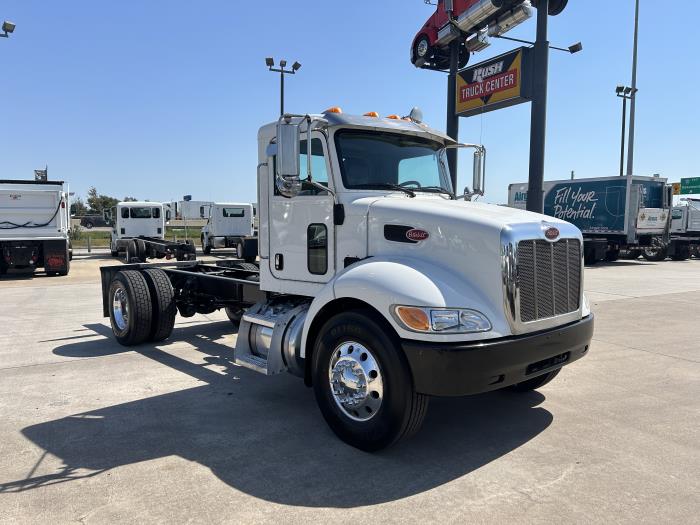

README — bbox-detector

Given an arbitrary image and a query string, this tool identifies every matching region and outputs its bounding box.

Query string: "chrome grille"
[517,239,581,322]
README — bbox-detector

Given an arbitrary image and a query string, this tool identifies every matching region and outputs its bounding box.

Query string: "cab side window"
[121,208,129,219]
[299,138,328,195]
[272,138,329,197]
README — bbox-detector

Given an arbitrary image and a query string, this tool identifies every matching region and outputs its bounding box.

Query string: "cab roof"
[258,111,456,146]
[117,201,163,207]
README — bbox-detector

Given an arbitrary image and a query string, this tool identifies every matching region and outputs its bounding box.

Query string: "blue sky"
[1,0,697,204]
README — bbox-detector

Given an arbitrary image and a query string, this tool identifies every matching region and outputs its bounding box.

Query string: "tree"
[70,196,88,217]
[123,196,138,202]
[86,187,119,215]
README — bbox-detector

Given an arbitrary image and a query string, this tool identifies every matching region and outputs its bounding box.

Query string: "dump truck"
[0,179,71,276]
[508,175,673,264]
[100,108,593,451]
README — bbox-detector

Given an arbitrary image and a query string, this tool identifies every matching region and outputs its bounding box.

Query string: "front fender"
[300,256,510,357]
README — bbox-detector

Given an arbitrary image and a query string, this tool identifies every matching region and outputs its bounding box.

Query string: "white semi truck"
[642,198,700,261]
[106,201,196,263]
[200,202,256,258]
[0,179,71,276]
[100,109,593,451]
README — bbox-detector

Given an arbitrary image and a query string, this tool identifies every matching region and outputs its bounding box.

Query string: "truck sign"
[456,47,531,117]
[680,177,700,195]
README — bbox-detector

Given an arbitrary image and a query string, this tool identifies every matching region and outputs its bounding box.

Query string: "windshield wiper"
[361,184,416,198]
[415,186,455,199]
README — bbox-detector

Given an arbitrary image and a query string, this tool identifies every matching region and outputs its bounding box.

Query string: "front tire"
[413,34,432,65]
[109,270,153,346]
[312,310,428,452]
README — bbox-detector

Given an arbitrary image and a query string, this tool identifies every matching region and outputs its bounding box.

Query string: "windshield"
[334,130,452,194]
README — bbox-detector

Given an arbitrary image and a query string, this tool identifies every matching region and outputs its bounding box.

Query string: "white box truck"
[508,176,672,263]
[0,179,71,276]
[200,202,256,258]
[100,109,593,451]
[106,201,196,262]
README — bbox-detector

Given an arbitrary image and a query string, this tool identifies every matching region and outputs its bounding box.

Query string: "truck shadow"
[10,322,553,507]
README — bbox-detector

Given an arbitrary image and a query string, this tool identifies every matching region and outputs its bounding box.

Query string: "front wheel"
[312,310,428,452]
[413,34,432,65]
[202,235,211,255]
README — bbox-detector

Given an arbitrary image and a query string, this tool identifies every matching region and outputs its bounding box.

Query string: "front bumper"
[402,315,594,396]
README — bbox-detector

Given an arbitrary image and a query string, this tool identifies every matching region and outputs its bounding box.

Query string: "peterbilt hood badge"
[406,229,429,242]
[544,226,560,240]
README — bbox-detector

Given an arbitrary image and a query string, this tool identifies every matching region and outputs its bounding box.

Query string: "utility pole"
[526,0,550,213]
[619,94,627,177]
[446,40,461,192]
[445,0,460,192]
[625,0,640,176]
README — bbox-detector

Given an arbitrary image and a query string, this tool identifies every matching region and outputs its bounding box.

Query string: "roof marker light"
[387,115,400,120]
[324,107,343,114]
[363,111,380,118]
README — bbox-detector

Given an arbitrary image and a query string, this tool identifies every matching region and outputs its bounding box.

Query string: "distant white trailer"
[0,179,71,276]
[177,200,213,220]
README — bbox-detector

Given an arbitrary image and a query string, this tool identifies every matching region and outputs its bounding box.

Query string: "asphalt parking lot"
[1,256,698,524]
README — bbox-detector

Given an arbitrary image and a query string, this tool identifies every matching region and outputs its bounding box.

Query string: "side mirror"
[464,147,486,200]
[276,119,301,198]
[103,209,112,224]
[166,210,171,222]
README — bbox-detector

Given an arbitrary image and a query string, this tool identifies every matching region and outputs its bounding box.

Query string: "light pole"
[616,86,634,177]
[266,58,301,116]
[626,0,640,176]
[1,20,16,39]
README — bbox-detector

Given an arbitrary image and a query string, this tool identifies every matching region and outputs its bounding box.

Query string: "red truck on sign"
[410,0,566,70]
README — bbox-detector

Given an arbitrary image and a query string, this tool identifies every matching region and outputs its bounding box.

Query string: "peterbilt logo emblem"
[544,227,560,240]
[9,194,21,200]
[406,229,429,242]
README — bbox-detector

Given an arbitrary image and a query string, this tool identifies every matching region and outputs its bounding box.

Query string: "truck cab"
[101,108,593,451]
[108,202,166,251]
[200,202,255,255]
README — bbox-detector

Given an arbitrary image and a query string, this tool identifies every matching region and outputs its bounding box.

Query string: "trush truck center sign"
[456,47,532,118]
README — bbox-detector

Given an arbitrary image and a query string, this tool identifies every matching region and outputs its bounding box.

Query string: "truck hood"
[356,195,582,336]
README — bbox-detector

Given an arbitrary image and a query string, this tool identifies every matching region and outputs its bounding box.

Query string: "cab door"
[268,131,335,283]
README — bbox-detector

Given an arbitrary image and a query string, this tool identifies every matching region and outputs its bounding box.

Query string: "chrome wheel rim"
[329,341,384,422]
[417,39,429,58]
[112,286,129,332]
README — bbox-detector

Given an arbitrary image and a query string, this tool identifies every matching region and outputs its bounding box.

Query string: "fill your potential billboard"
[456,47,532,118]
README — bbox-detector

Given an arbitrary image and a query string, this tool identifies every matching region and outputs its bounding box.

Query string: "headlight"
[394,306,492,334]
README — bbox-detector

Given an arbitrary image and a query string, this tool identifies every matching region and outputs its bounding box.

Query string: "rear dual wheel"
[109,269,176,346]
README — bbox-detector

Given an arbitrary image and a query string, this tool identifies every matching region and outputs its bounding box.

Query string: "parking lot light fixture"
[266,56,302,117]
[1,20,15,38]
